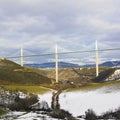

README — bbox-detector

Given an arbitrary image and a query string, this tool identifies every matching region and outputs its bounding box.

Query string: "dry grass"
[2,85,51,94]
[66,80,120,92]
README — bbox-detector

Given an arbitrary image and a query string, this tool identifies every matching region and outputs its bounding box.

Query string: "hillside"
[28,66,117,84]
[42,67,112,84]
[0,58,119,86]
[0,58,51,85]
[100,61,120,67]
[91,68,116,82]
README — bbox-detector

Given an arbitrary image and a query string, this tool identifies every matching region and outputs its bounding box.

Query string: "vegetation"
[26,66,51,76]
[0,108,6,115]
[8,94,38,111]
[0,59,51,85]
[85,109,97,120]
[0,86,38,112]
[67,80,120,92]
[43,66,113,83]
[2,85,50,94]
[49,109,76,120]
[0,59,118,87]
[99,107,120,119]
[84,107,120,120]
[0,59,120,119]
[92,68,116,82]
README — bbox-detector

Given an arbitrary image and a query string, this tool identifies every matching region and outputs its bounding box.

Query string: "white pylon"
[95,40,99,77]
[55,45,59,83]
[20,47,23,66]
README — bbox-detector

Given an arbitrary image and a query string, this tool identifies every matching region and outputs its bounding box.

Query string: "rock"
[30,101,50,111]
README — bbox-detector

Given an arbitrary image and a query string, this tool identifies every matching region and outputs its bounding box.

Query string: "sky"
[0,0,120,64]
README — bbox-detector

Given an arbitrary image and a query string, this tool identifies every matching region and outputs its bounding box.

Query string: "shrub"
[100,107,120,119]
[0,108,6,115]
[114,107,120,119]
[8,94,38,111]
[85,109,97,120]
[49,109,76,120]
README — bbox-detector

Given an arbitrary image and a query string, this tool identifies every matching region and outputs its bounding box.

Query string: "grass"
[66,80,120,92]
[0,59,114,85]
[26,67,51,76]
[43,67,111,83]
[1,85,51,94]
[0,108,6,116]
[0,59,51,85]
[2,80,120,94]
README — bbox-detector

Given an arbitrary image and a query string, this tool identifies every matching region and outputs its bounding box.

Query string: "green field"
[2,85,51,94]
[0,59,119,93]
[66,80,120,92]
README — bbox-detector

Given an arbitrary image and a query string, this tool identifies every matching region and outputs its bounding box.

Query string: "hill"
[100,61,120,67]
[81,61,120,68]
[24,62,79,68]
[24,61,120,69]
[43,67,112,84]
[91,68,116,82]
[0,58,119,86]
[0,58,51,85]
[25,63,118,84]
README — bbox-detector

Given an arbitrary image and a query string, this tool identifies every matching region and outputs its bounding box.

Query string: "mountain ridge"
[24,61,79,68]
[24,61,120,68]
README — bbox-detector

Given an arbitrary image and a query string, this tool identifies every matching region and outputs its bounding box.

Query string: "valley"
[0,59,120,119]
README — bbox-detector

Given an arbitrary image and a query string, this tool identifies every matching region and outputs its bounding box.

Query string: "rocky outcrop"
[30,101,50,111]
[105,69,120,81]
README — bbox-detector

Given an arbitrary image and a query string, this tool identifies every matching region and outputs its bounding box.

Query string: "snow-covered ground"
[0,111,61,120]
[38,84,120,117]
[60,90,120,116]
[1,84,120,119]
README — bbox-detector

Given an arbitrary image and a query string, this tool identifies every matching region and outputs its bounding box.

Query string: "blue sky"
[0,0,120,64]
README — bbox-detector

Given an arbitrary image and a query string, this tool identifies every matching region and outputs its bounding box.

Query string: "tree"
[85,109,97,120]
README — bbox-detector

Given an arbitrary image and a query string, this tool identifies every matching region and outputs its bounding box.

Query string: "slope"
[0,58,51,85]
[46,67,111,83]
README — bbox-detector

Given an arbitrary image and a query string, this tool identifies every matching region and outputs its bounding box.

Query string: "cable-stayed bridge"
[3,47,120,64]
[0,45,120,83]
[0,46,119,63]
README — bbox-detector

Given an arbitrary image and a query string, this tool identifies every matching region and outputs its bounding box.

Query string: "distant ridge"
[100,61,120,67]
[24,62,79,68]
[24,61,120,68]
[81,61,120,68]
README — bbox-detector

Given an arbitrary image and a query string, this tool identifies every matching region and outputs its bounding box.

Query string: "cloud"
[0,0,120,64]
